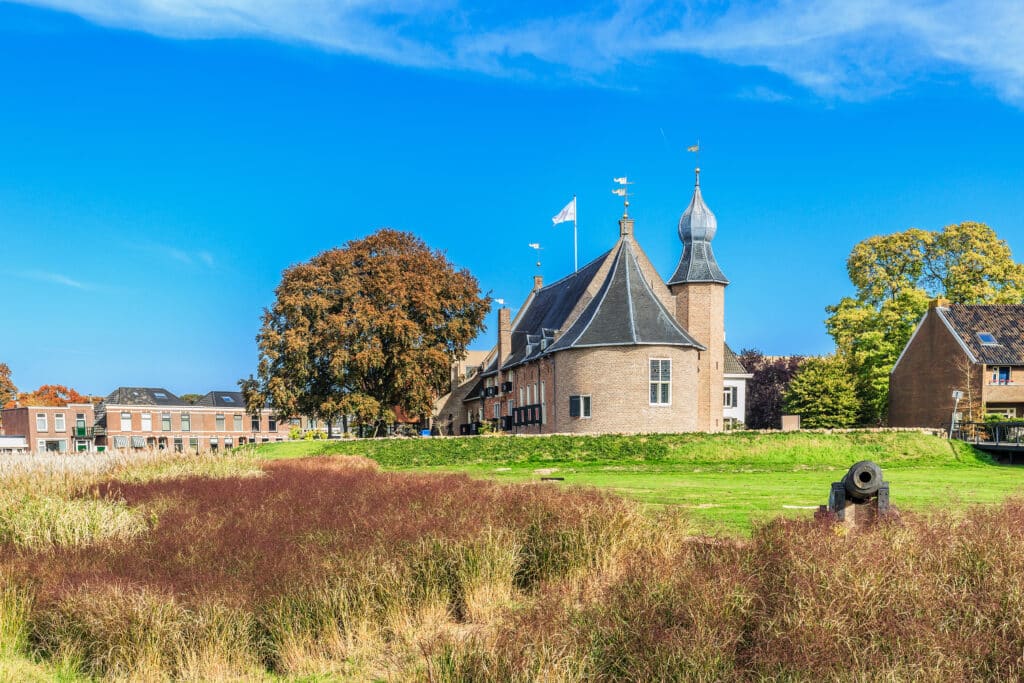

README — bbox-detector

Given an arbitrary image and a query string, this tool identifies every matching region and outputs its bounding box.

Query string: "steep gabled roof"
[938,304,1024,365]
[548,240,704,352]
[724,344,751,376]
[501,252,610,368]
[196,391,246,408]
[103,387,187,406]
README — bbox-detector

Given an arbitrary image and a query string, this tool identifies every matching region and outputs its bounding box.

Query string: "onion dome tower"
[668,168,728,431]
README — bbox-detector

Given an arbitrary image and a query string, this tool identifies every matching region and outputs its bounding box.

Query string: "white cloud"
[133,242,216,267]
[19,269,94,289]
[14,0,1024,105]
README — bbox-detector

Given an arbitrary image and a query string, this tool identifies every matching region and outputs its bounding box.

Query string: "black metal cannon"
[826,460,890,523]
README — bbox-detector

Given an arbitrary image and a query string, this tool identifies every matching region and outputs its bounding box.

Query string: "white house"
[723,344,752,428]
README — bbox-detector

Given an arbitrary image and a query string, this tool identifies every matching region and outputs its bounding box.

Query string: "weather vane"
[528,242,543,270]
[687,140,701,178]
[612,177,633,217]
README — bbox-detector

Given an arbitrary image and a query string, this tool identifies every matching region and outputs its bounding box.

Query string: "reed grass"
[5,449,1024,680]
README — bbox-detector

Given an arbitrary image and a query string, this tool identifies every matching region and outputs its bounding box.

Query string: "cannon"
[824,460,891,525]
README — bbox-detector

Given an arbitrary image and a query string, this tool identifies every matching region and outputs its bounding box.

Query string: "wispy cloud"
[18,269,95,290]
[134,242,216,267]
[14,0,1024,105]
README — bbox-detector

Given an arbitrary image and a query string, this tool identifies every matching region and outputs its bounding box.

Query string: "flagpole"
[573,195,578,273]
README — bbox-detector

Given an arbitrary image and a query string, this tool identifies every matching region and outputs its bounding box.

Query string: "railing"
[953,421,1024,446]
[72,426,95,438]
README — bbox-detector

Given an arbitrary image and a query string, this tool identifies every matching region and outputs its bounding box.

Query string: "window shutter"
[569,395,581,417]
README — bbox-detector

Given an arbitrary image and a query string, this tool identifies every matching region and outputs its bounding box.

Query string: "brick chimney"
[619,216,634,237]
[533,275,543,290]
[497,307,512,366]
[929,297,951,309]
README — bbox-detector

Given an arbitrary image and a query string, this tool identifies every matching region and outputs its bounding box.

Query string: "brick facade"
[672,283,726,432]
[0,403,96,453]
[98,403,285,452]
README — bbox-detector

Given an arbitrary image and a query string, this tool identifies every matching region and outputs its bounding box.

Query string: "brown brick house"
[0,403,96,453]
[94,387,285,452]
[889,301,1024,429]
[438,169,742,435]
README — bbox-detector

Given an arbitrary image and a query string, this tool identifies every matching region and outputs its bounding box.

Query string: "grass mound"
[259,430,986,471]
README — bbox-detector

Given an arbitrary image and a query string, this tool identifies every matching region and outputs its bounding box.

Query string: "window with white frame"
[569,395,592,418]
[140,413,152,431]
[54,413,65,431]
[234,414,243,431]
[161,412,172,431]
[723,386,738,408]
[541,381,547,424]
[120,412,132,431]
[181,412,191,431]
[36,413,47,432]
[216,414,226,431]
[649,359,671,405]
[493,403,500,418]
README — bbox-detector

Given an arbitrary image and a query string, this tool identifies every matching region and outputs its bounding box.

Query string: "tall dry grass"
[5,452,1024,680]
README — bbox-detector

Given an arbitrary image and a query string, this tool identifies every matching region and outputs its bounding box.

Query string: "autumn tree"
[179,393,203,405]
[827,222,1024,424]
[738,349,804,429]
[0,364,16,408]
[783,356,860,429]
[14,384,88,407]
[251,229,490,436]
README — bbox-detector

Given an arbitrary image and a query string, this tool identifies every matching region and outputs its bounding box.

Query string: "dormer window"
[978,332,999,346]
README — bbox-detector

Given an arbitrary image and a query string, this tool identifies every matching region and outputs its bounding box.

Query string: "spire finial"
[695,167,701,187]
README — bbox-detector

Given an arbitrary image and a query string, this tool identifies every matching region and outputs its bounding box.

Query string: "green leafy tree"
[179,393,203,405]
[827,222,1024,424]
[251,228,490,436]
[783,356,860,428]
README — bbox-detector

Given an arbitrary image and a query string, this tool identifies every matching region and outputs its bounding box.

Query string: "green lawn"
[254,431,1024,534]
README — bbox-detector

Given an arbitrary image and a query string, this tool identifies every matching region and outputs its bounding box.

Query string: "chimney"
[619,216,634,237]
[497,307,513,366]
[929,297,951,309]
[533,275,543,290]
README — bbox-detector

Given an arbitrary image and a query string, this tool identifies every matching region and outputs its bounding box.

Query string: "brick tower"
[667,168,728,432]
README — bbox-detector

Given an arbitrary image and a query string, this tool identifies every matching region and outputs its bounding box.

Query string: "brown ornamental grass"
[3,453,1024,680]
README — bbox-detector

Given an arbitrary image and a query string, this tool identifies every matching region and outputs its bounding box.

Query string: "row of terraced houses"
[0,387,330,454]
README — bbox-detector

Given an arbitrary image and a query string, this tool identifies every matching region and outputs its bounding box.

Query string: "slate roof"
[938,304,1024,365]
[196,391,246,408]
[548,240,704,353]
[501,253,609,368]
[724,344,750,375]
[103,387,187,406]
[667,174,729,286]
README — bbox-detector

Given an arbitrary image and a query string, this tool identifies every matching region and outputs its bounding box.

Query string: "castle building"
[437,170,738,435]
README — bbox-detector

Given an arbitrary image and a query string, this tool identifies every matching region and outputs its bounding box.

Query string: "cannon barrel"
[841,460,883,501]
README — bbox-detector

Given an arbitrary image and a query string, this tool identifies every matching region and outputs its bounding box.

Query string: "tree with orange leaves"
[13,384,89,407]
[0,364,16,408]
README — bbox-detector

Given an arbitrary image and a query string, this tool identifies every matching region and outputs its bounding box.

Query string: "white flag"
[552,197,576,225]
[613,176,628,184]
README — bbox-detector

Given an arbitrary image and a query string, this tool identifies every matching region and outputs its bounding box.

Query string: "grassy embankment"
[5,445,1024,680]
[256,430,1024,533]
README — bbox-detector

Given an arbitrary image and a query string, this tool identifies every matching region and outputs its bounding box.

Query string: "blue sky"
[3,0,1024,395]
